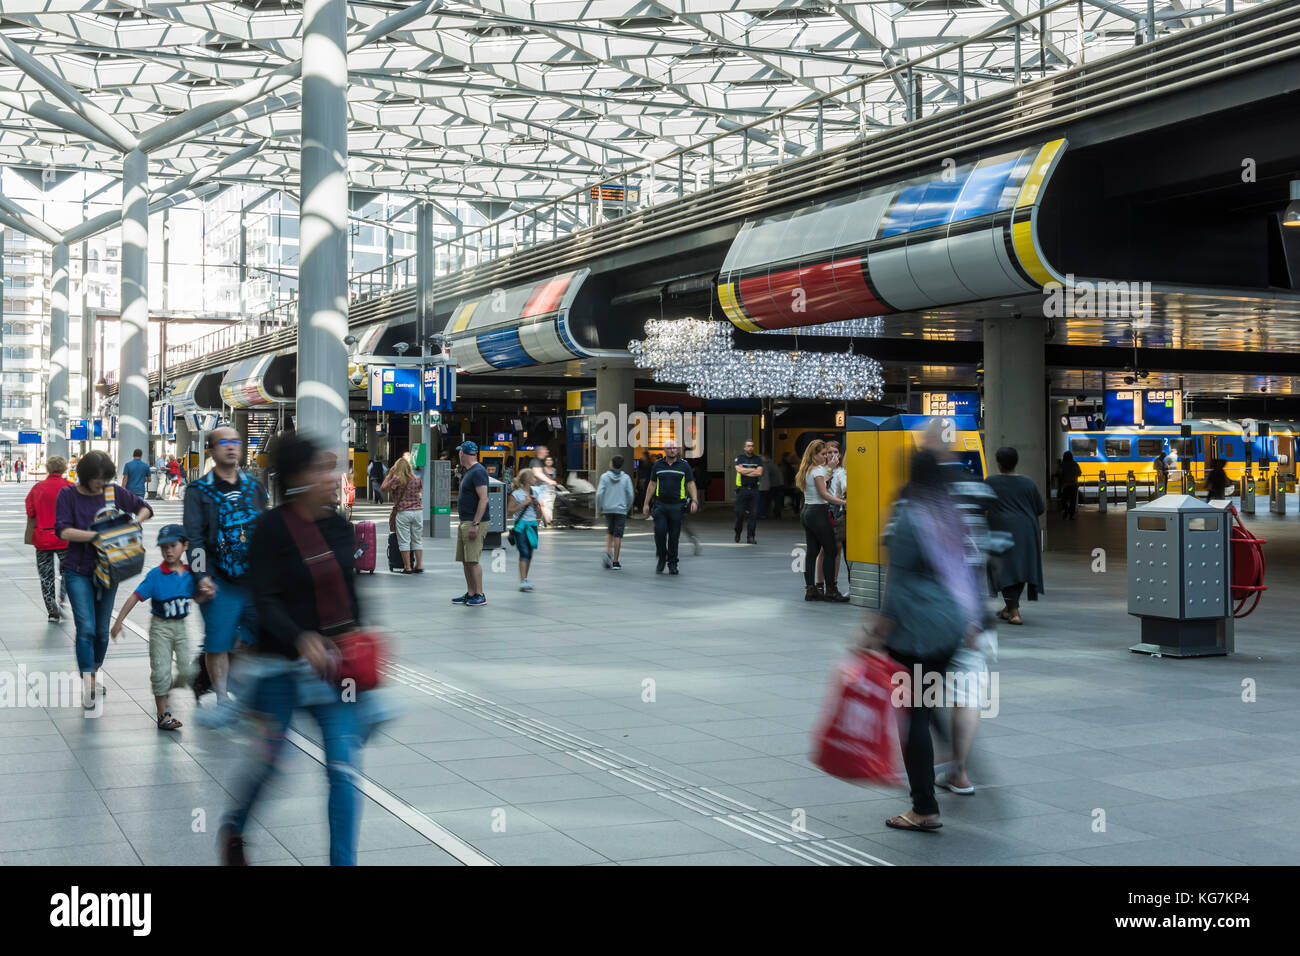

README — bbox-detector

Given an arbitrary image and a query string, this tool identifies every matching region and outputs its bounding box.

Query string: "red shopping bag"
[811,651,904,785]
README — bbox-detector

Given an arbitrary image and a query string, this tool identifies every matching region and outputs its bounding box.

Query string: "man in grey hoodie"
[596,455,635,570]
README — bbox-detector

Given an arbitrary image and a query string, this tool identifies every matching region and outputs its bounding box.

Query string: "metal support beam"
[297,0,350,462]
[417,203,434,535]
[0,90,120,152]
[47,242,70,461]
[0,194,61,245]
[0,33,138,152]
[118,148,150,463]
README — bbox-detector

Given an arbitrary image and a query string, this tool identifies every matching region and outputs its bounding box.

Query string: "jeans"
[734,487,760,537]
[801,505,837,589]
[1002,583,1025,609]
[888,650,949,817]
[652,503,684,567]
[226,663,363,866]
[36,550,66,616]
[64,570,117,675]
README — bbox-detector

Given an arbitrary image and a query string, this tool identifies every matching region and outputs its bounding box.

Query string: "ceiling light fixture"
[628,318,884,401]
[1284,180,1300,228]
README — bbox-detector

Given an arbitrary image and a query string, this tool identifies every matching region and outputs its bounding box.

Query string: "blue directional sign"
[69,419,89,441]
[17,431,41,445]
[922,392,980,417]
[371,365,455,412]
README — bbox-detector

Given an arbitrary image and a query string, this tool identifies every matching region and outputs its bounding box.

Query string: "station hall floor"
[2,482,1299,866]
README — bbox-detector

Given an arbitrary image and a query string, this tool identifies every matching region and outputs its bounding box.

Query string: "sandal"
[998,608,1023,625]
[157,712,183,731]
[886,811,942,832]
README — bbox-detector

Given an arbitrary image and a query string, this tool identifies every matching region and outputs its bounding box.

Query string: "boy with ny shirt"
[111,524,200,731]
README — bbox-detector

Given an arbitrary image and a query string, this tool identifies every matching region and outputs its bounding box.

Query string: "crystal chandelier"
[628,318,885,400]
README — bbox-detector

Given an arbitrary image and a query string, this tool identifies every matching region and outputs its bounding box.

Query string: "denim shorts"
[199,579,256,653]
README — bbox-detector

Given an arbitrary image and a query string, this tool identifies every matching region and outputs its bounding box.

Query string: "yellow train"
[1062,420,1283,490]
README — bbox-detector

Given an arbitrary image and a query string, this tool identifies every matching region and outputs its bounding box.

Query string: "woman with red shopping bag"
[861,449,983,833]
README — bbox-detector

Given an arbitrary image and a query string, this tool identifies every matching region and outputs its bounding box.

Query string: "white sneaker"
[601,552,613,569]
[519,580,533,592]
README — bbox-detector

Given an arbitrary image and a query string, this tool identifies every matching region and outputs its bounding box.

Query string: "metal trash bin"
[1128,495,1232,657]
[482,477,507,550]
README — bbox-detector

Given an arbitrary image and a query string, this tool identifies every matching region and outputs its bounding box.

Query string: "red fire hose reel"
[1228,504,1266,618]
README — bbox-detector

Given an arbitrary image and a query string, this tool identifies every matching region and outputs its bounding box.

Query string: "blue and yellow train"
[1063,420,1284,489]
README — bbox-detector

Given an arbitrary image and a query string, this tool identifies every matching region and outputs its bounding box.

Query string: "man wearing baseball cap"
[453,441,490,607]
[111,524,200,731]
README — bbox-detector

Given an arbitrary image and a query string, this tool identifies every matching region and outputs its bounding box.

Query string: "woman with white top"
[795,440,848,602]
[816,444,849,599]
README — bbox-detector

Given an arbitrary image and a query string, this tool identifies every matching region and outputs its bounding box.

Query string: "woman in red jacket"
[25,455,72,623]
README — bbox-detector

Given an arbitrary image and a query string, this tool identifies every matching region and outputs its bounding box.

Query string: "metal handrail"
[127,0,1296,390]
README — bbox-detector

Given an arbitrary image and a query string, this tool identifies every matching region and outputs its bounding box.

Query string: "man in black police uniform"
[733,439,763,544]
[641,439,699,575]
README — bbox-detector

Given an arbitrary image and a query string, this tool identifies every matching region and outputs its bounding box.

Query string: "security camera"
[1124,375,1136,385]
[344,334,358,347]
[393,342,410,356]
[1261,386,1269,393]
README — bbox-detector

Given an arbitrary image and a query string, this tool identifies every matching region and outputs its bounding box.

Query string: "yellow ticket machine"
[845,414,986,608]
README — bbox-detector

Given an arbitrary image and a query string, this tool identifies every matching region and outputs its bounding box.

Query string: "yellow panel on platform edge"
[451,300,479,334]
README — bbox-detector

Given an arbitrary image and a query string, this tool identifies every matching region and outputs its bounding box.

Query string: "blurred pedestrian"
[221,432,370,866]
[185,426,267,705]
[367,457,386,503]
[985,446,1045,626]
[529,445,560,525]
[1206,457,1229,501]
[863,449,981,832]
[123,448,151,497]
[25,455,71,623]
[1058,450,1081,519]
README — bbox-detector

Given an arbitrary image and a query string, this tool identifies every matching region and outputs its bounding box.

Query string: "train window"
[1070,438,1097,457]
[1104,438,1131,458]
[1169,439,1197,459]
[1137,439,1164,457]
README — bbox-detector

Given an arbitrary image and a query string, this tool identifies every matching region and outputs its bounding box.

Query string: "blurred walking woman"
[796,440,848,602]
[985,446,1045,626]
[863,450,982,832]
[508,470,542,591]
[55,451,152,709]
[221,432,368,866]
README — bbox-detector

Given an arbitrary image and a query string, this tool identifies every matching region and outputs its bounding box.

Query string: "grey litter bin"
[483,477,507,550]
[1128,494,1233,657]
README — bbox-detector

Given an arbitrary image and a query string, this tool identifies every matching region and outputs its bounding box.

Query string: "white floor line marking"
[120,619,494,866]
[382,659,892,866]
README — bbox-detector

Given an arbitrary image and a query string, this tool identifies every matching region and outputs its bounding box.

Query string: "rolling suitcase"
[387,532,404,572]
[353,520,376,574]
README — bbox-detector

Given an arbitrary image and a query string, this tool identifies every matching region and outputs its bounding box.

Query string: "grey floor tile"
[518,795,676,830]
[566,820,738,861]
[472,830,609,866]
[622,849,775,866]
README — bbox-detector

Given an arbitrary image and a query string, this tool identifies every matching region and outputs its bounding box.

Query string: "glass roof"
[0,1,1259,222]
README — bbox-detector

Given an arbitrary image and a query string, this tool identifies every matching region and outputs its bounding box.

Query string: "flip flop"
[885,812,942,832]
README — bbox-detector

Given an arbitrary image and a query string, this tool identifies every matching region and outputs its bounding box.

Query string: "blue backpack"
[193,471,263,580]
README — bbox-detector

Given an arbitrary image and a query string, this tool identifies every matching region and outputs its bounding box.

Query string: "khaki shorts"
[455,521,485,563]
[148,617,196,697]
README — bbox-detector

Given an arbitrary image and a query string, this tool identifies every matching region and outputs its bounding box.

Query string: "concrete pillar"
[118,148,150,465]
[47,242,70,461]
[232,408,250,468]
[175,416,191,467]
[595,363,636,476]
[296,0,350,465]
[983,315,1048,501]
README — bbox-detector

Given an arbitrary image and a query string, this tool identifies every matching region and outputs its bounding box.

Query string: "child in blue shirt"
[111,524,198,731]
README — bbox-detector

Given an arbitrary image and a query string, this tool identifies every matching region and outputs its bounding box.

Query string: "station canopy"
[0,1,1243,220]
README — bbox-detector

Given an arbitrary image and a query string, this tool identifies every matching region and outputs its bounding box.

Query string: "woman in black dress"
[986,447,1045,626]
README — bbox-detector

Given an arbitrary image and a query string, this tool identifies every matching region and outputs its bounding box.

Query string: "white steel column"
[297,0,350,462]
[118,149,150,463]
[47,242,70,460]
